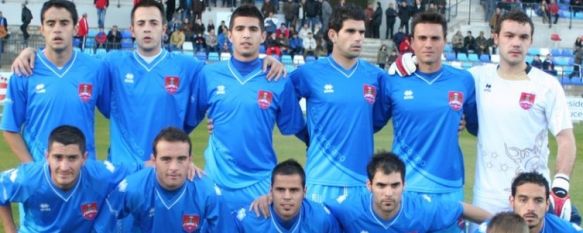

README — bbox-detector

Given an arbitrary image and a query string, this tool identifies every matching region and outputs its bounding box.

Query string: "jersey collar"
[327,55,359,78]
[37,49,78,78]
[154,178,188,210]
[132,49,168,72]
[227,58,264,85]
[367,193,402,229]
[269,205,303,233]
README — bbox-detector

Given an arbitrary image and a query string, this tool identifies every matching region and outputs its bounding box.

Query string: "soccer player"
[377,11,478,232]
[1,0,109,162]
[0,125,132,233]
[190,5,305,211]
[289,3,387,204]
[326,152,491,232]
[475,172,582,233]
[483,212,529,233]
[94,127,229,233]
[234,159,339,232]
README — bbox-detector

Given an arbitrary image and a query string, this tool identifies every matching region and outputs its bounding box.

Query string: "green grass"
[0,114,582,232]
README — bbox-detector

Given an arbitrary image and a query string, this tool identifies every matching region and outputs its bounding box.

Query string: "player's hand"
[458,114,467,135]
[263,56,287,81]
[207,119,214,134]
[550,173,571,221]
[187,162,205,180]
[250,194,272,218]
[388,53,417,77]
[11,47,36,76]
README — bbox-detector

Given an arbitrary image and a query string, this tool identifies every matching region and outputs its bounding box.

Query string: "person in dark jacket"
[385,2,397,39]
[372,2,383,39]
[21,2,33,43]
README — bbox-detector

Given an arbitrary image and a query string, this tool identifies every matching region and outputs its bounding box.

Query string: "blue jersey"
[476,213,582,233]
[290,56,385,187]
[103,50,204,169]
[95,168,230,233]
[326,191,463,232]
[0,50,109,161]
[192,58,304,189]
[234,199,339,233]
[0,160,129,233]
[377,65,477,193]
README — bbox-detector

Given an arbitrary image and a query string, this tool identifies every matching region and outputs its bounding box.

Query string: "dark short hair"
[494,9,534,36]
[487,211,529,233]
[366,152,405,182]
[271,159,306,187]
[411,11,448,39]
[131,0,166,24]
[152,127,192,157]
[41,0,79,25]
[328,3,365,32]
[229,5,265,32]
[511,172,550,200]
[48,125,86,153]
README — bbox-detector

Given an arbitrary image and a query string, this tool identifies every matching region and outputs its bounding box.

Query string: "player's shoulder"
[116,168,155,192]
[528,67,562,88]
[202,60,228,74]
[325,192,367,213]
[303,199,335,220]
[1,162,43,183]
[189,175,222,196]
[82,160,120,178]
[442,64,473,79]
[544,213,582,232]
[103,50,132,62]
[233,206,268,226]
[166,50,203,66]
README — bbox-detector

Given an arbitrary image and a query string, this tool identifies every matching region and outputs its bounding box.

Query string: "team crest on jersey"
[257,90,273,109]
[78,83,93,102]
[363,84,377,104]
[448,91,463,111]
[164,76,180,94]
[182,214,200,233]
[519,92,536,110]
[81,202,98,220]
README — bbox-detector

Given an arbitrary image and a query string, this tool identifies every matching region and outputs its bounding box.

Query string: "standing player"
[190,5,305,211]
[1,0,109,162]
[378,11,478,232]
[475,172,582,233]
[234,159,339,232]
[94,127,229,233]
[289,3,387,204]
[326,152,491,232]
[469,10,576,221]
[0,125,132,233]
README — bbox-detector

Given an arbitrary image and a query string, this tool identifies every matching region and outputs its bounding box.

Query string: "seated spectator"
[542,53,557,75]
[572,0,583,16]
[452,30,465,56]
[193,18,205,36]
[303,32,317,56]
[570,45,583,78]
[531,54,543,69]
[170,28,186,51]
[264,12,278,35]
[206,28,219,53]
[475,31,489,57]
[106,25,122,51]
[194,33,206,52]
[95,27,107,51]
[377,44,389,69]
[266,33,282,56]
[464,30,476,54]
[276,23,290,39]
[276,32,290,55]
[289,32,304,57]
[299,23,311,41]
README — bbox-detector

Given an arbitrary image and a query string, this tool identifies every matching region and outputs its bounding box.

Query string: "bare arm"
[461,202,492,224]
[3,131,33,163]
[0,204,17,233]
[10,47,36,76]
[555,128,576,176]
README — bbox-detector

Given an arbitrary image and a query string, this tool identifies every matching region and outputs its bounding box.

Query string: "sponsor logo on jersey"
[78,83,93,102]
[182,214,200,232]
[448,91,463,111]
[124,73,134,83]
[403,90,414,100]
[81,202,98,220]
[35,83,46,94]
[484,83,492,92]
[216,85,226,95]
[40,203,51,212]
[323,84,334,93]
[363,84,377,104]
[519,92,535,110]
[165,76,180,95]
[257,90,273,109]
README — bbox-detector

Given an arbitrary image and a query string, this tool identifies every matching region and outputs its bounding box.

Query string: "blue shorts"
[219,176,271,212]
[305,183,368,204]
[409,189,465,233]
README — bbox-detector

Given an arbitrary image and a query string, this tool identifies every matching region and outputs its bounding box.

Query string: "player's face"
[131,6,167,56]
[270,174,306,221]
[329,19,365,60]
[228,16,266,61]
[153,140,191,191]
[367,171,403,219]
[46,142,87,191]
[41,7,77,53]
[509,183,549,230]
[494,20,532,67]
[411,23,445,66]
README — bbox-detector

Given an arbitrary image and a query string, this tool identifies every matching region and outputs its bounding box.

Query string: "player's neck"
[44,47,73,67]
[137,46,162,58]
[373,202,399,221]
[529,219,543,233]
[417,61,442,73]
[331,51,357,70]
[233,52,259,63]
[497,61,529,81]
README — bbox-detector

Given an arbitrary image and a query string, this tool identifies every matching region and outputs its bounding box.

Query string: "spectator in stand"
[0,11,7,55]
[299,23,311,41]
[303,31,316,56]
[387,44,398,65]
[206,28,218,53]
[76,13,89,51]
[283,0,299,27]
[168,14,182,34]
[313,23,323,40]
[531,54,543,69]
[106,25,121,50]
[475,31,489,57]
[166,0,176,22]
[575,35,582,48]
[372,2,382,39]
[183,18,194,42]
[436,0,446,14]
[262,0,277,16]
[570,45,582,78]
[276,23,290,39]
[464,30,476,54]
[218,20,228,36]
[364,3,374,38]
[95,27,107,51]
[398,1,411,34]
[304,0,321,30]
[315,37,327,57]
[543,53,558,75]
[572,0,583,17]
[194,33,206,52]
[266,33,282,57]
[289,32,303,57]
[412,0,425,17]
[277,32,290,55]
[385,3,397,39]
[207,19,215,33]
[217,27,228,51]
[452,30,465,57]
[193,18,205,36]
[377,44,389,69]
[170,27,186,51]
[548,0,559,27]
[192,0,205,22]
[321,0,332,32]
[95,0,108,29]
[541,0,550,24]
[487,31,497,54]
[21,2,33,44]
[392,27,406,49]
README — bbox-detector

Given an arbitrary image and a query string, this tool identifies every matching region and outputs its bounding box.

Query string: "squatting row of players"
[0,0,578,232]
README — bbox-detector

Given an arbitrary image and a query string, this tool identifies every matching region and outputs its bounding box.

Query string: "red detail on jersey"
[165,76,180,95]
[182,214,200,233]
[456,216,466,230]
[257,90,273,109]
[80,202,98,221]
[448,91,464,111]
[363,84,377,104]
[519,92,536,110]
[78,83,93,102]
